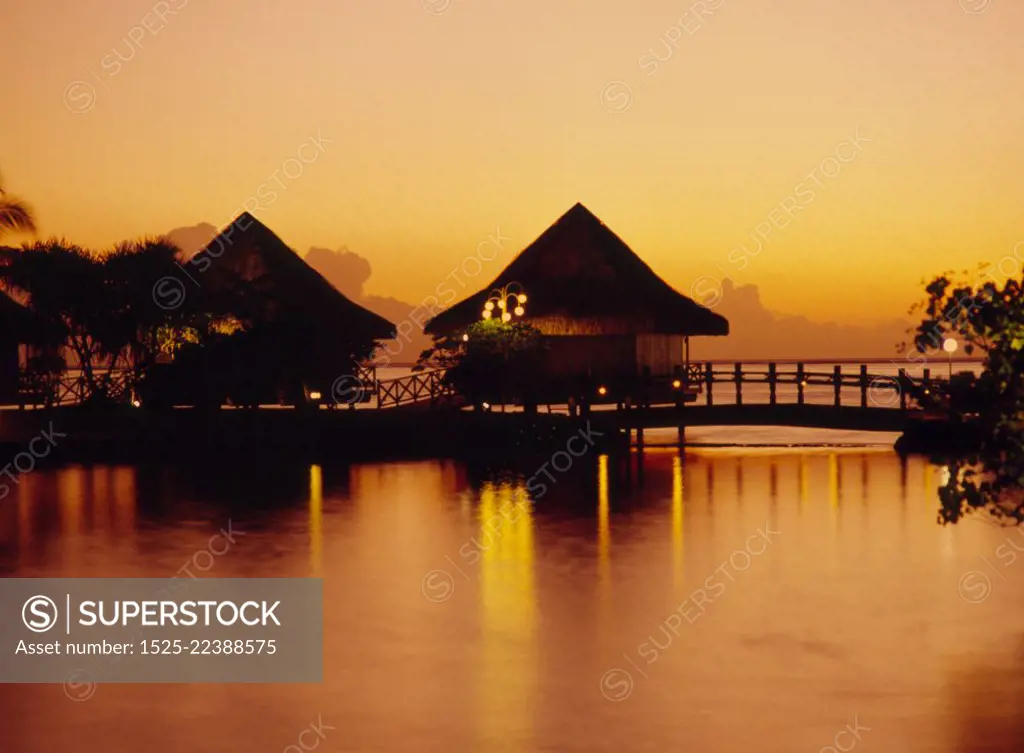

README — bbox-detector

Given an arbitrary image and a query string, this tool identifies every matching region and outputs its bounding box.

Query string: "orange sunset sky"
[3,0,1023,326]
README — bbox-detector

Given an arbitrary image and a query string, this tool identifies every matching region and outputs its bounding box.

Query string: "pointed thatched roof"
[193,213,395,340]
[425,203,729,337]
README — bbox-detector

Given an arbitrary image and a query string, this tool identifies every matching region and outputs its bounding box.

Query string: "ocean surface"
[1,438,1022,752]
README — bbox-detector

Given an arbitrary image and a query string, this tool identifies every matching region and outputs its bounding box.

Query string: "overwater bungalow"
[153,213,396,407]
[192,212,395,337]
[425,202,729,401]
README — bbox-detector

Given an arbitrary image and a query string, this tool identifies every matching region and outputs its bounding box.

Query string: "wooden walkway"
[373,368,459,409]
[8,361,971,437]
[369,360,973,432]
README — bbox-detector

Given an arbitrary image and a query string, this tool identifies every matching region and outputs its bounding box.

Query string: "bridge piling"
[834,365,842,407]
[769,363,777,405]
[797,362,805,404]
[860,365,868,408]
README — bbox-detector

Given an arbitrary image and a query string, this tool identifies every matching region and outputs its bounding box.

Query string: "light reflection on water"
[0,449,1022,752]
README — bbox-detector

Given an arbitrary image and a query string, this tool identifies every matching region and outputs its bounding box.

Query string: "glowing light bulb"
[514,306,525,316]
[502,312,512,322]
[482,309,491,319]
[517,294,527,304]
[485,301,495,311]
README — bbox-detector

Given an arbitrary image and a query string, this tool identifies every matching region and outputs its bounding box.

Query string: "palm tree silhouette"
[0,169,36,237]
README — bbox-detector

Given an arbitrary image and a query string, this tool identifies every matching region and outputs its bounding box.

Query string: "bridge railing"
[375,369,453,409]
[370,361,962,412]
[687,362,944,410]
[17,368,134,408]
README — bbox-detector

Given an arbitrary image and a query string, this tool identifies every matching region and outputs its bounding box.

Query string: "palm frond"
[0,197,37,236]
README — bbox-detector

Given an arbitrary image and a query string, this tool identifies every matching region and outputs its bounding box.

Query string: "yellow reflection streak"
[58,466,85,569]
[478,481,536,752]
[598,454,610,595]
[91,466,110,534]
[58,466,84,536]
[112,467,137,533]
[309,465,323,577]
[17,475,31,556]
[672,454,684,586]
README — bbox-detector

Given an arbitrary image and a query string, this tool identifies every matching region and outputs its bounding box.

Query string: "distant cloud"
[697,280,912,360]
[165,222,218,258]
[302,246,432,362]
[303,246,370,301]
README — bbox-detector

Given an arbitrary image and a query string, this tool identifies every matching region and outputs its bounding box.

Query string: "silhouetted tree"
[0,170,36,238]
[0,240,111,398]
[909,272,1024,524]
[103,237,219,379]
[0,238,233,403]
[417,319,546,409]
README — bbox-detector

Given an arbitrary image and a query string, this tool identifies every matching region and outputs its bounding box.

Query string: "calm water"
[1,438,1023,752]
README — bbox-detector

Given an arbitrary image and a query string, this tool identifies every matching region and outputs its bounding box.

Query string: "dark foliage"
[909,272,1024,524]
[416,319,546,407]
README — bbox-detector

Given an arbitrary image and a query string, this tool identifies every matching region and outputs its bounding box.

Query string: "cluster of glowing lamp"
[481,283,528,322]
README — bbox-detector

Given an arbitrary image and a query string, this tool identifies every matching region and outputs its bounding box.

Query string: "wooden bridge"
[9,360,975,438]
[370,368,459,410]
[364,359,979,433]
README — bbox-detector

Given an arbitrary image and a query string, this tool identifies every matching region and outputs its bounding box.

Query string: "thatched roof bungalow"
[193,212,395,341]
[163,213,396,406]
[426,203,728,388]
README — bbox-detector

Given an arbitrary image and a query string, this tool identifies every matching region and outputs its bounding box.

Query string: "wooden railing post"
[768,363,777,405]
[860,365,868,409]
[734,363,743,405]
[797,362,805,405]
[705,362,714,406]
[898,368,907,410]
[834,365,842,407]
